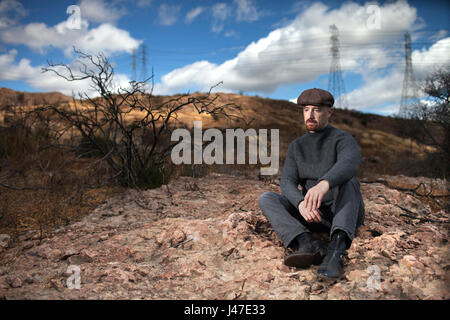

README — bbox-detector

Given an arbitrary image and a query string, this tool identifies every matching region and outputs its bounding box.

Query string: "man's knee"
[335,177,363,203]
[340,176,360,191]
[258,191,280,209]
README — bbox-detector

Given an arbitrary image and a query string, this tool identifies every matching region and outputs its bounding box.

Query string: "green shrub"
[125,160,168,189]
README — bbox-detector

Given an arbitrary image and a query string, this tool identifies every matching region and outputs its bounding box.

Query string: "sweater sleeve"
[320,133,361,188]
[280,142,304,209]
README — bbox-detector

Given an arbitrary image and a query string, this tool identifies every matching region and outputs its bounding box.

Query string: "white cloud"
[157,4,180,26]
[0,19,141,56]
[137,0,152,8]
[234,0,259,22]
[411,37,450,79]
[0,49,33,80]
[210,0,260,33]
[211,3,231,33]
[430,30,448,42]
[185,7,204,24]
[0,49,91,95]
[0,49,132,97]
[78,0,126,24]
[0,0,26,28]
[224,30,238,38]
[0,1,139,96]
[75,23,141,55]
[344,37,450,113]
[154,1,421,96]
[344,68,404,112]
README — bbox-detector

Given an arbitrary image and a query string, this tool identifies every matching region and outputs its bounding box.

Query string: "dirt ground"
[0,173,448,299]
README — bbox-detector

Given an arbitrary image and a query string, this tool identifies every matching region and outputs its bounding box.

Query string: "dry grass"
[0,108,126,241]
[0,151,125,241]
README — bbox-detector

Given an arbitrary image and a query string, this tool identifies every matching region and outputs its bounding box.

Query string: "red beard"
[306,120,318,131]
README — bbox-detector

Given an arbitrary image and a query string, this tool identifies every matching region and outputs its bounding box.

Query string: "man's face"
[303,105,333,132]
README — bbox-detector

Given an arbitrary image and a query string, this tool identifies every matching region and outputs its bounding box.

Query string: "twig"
[399,213,447,224]
[173,238,193,248]
[378,195,448,224]
[0,181,39,191]
[134,196,152,211]
[361,178,449,198]
[166,184,173,205]
[232,279,247,300]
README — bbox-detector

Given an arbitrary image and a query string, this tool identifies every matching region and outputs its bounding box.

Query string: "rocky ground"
[0,173,448,300]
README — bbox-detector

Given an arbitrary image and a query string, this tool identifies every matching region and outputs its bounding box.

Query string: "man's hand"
[298,200,322,223]
[304,180,330,212]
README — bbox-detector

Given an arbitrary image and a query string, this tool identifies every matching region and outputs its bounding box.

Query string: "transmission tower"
[399,32,419,118]
[131,47,137,82]
[328,24,349,109]
[140,43,148,81]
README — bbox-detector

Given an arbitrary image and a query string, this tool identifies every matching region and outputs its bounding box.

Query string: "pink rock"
[259,272,274,283]
[327,283,350,300]
[170,229,186,247]
[1,173,448,300]
[68,251,94,264]
[400,255,426,271]
[138,229,153,240]
[6,275,22,288]
[50,278,63,290]
[132,251,146,263]
[346,269,369,283]
[422,280,450,299]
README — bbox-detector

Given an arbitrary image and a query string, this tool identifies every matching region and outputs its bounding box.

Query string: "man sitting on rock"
[258,88,365,279]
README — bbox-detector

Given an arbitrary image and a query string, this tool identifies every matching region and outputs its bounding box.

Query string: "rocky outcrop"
[0,173,448,299]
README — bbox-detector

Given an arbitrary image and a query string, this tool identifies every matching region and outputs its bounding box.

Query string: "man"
[258,88,365,279]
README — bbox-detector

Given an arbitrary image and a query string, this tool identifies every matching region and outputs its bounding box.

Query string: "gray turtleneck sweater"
[280,123,361,208]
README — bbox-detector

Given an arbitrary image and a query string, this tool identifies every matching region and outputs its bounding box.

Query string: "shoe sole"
[284,252,319,268]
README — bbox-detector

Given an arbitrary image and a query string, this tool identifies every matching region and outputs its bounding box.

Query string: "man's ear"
[328,107,334,117]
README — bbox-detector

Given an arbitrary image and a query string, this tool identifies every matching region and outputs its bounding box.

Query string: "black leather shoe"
[284,233,325,268]
[317,230,348,278]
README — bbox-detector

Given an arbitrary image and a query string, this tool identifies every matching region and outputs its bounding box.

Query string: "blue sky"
[0,0,449,115]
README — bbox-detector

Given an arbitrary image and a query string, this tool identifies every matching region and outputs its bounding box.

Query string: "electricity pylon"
[399,32,420,118]
[328,24,349,109]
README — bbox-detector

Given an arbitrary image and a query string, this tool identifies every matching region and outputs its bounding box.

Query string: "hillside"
[164,92,436,177]
[0,87,71,107]
[0,88,438,178]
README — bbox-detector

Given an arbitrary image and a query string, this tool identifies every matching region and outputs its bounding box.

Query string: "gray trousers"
[258,177,365,249]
